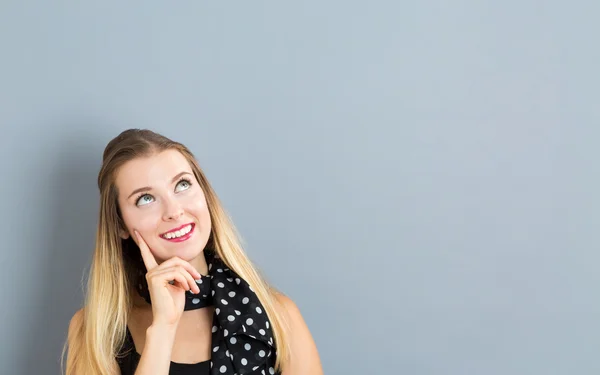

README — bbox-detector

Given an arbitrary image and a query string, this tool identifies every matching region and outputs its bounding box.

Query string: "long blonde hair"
[63,129,290,374]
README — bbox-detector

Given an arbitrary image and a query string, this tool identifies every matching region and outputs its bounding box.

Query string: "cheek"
[185,194,211,223]
[122,207,160,233]
[189,193,209,213]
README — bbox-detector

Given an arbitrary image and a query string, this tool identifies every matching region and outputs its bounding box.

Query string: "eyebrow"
[127,171,193,200]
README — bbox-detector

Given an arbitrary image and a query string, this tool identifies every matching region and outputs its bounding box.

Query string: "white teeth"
[163,224,192,239]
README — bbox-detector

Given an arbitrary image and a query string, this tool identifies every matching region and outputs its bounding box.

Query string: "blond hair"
[62,129,290,374]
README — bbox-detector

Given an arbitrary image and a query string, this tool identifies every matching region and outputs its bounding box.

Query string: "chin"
[162,239,208,261]
[179,247,205,260]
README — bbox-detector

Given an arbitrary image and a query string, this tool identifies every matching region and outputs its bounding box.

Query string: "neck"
[188,249,209,276]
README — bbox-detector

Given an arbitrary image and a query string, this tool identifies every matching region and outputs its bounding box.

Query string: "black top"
[116,326,210,375]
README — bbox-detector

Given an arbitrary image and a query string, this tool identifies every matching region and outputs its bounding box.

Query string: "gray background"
[0,1,598,374]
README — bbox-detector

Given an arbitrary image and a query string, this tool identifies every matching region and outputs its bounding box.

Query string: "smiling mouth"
[160,223,195,240]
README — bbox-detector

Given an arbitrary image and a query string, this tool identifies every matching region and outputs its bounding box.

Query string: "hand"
[134,230,202,327]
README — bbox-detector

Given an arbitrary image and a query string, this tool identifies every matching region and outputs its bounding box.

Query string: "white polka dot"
[212,290,215,296]
[228,291,236,297]
[259,350,266,357]
[226,349,230,356]
[256,306,262,314]
[215,308,220,315]
[217,268,223,273]
[209,264,213,270]
[266,321,270,329]
[213,346,219,352]
[217,282,225,288]
[244,343,251,350]
[241,358,248,365]
[261,370,265,375]
[220,365,227,373]
[227,277,233,282]
[242,297,249,304]
[235,310,241,315]
[228,315,235,322]
[221,299,229,305]
[224,329,228,337]
[269,367,275,374]
[253,366,259,371]
[246,318,254,325]
[212,326,218,333]
[192,298,200,304]
[230,337,237,344]
[259,329,266,336]
[235,278,241,284]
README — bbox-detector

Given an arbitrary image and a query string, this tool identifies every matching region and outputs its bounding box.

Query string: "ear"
[119,228,131,239]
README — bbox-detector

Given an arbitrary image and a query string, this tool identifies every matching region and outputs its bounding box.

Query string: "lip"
[160,223,195,243]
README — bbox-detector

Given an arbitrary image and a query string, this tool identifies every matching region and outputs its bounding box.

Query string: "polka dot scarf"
[137,250,280,375]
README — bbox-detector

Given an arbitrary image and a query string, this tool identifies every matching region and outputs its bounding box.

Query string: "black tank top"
[116,326,210,375]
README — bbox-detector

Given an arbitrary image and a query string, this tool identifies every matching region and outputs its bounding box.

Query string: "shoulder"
[273,292,307,335]
[68,308,84,340]
[65,309,85,374]
[273,292,301,320]
[272,293,324,375]
[66,308,122,374]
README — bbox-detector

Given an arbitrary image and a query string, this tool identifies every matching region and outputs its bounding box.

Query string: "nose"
[162,196,184,221]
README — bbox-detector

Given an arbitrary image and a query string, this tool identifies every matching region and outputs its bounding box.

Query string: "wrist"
[147,322,178,338]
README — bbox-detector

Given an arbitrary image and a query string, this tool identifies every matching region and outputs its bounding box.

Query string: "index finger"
[134,230,158,270]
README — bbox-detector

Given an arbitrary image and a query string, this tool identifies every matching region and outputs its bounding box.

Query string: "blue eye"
[134,179,191,207]
[136,194,154,206]
[175,178,192,192]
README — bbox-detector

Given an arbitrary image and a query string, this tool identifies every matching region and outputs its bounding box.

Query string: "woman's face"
[115,149,212,269]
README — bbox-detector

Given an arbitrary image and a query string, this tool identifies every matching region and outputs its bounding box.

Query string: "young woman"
[64,129,323,375]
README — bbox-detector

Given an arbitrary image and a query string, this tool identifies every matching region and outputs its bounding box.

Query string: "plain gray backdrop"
[1,1,598,374]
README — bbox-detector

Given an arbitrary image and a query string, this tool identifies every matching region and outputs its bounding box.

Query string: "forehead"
[115,149,192,194]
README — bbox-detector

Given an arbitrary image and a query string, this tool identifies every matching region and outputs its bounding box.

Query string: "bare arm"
[132,231,201,375]
[276,294,324,375]
[133,324,177,375]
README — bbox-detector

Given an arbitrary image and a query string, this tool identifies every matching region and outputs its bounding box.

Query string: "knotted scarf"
[136,249,280,375]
